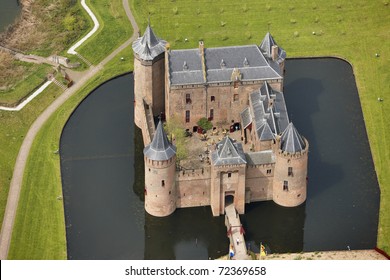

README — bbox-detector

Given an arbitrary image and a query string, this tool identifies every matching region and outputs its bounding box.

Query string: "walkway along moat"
[60,58,380,259]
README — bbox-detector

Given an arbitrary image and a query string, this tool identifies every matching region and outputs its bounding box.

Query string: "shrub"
[197,117,213,131]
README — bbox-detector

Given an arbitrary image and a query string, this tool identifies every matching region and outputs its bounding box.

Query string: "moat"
[60,58,380,259]
[0,0,21,32]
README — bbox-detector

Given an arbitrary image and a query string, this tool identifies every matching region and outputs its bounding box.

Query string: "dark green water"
[0,0,21,32]
[60,58,380,259]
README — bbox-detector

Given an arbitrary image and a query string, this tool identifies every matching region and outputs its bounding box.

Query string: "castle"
[132,24,308,217]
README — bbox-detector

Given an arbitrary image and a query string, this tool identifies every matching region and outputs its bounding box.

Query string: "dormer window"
[183,61,188,71]
[220,59,226,68]
[243,57,249,67]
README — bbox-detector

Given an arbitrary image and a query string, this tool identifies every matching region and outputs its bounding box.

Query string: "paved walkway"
[0,0,139,260]
[67,0,100,55]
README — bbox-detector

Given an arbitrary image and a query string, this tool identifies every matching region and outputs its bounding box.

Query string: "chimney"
[271,45,279,61]
[199,41,206,82]
[199,41,204,55]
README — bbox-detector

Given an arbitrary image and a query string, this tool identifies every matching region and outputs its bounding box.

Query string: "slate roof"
[132,25,167,61]
[245,151,275,165]
[280,123,306,153]
[168,44,282,86]
[259,32,286,64]
[246,81,289,140]
[144,121,176,160]
[240,107,252,129]
[211,137,247,166]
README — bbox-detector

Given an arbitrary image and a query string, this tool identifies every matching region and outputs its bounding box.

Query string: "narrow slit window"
[288,167,293,177]
[283,181,288,191]
[185,110,190,123]
[162,180,165,187]
[211,96,215,102]
[186,93,191,104]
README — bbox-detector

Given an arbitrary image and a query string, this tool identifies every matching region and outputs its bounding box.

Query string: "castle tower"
[143,121,177,217]
[259,32,286,78]
[210,137,247,216]
[273,123,308,207]
[132,24,167,130]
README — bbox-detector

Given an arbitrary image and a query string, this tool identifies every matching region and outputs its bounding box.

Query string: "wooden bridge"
[225,204,250,260]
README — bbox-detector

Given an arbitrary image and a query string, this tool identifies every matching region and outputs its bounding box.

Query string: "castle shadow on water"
[132,24,309,217]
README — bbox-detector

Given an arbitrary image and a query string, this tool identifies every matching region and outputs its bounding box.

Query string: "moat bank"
[60,58,379,259]
[0,0,21,32]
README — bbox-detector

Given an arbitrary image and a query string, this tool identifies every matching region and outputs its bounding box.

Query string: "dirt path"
[0,0,139,260]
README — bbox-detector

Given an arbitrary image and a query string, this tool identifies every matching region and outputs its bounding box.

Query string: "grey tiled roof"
[211,137,247,166]
[240,107,252,129]
[257,121,275,141]
[280,123,306,153]
[144,121,176,160]
[168,44,282,86]
[245,151,275,165]
[132,25,167,61]
[247,81,289,140]
[259,32,286,64]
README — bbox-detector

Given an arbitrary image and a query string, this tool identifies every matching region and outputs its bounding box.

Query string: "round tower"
[143,121,177,217]
[132,24,167,130]
[273,123,308,207]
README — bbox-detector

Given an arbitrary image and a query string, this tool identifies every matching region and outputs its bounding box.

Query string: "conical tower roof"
[144,121,176,160]
[259,32,286,62]
[280,123,306,153]
[132,24,167,61]
[211,137,246,166]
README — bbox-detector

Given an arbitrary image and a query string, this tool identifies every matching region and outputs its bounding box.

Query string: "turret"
[259,32,286,74]
[210,137,247,216]
[143,121,177,217]
[273,123,308,207]
[132,24,167,131]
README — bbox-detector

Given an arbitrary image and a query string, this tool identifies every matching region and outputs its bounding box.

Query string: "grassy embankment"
[5,0,133,259]
[0,0,92,106]
[130,0,389,254]
[6,0,390,259]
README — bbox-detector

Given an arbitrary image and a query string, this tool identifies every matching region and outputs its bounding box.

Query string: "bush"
[197,117,213,131]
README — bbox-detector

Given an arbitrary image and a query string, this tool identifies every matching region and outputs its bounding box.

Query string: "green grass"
[8,45,134,260]
[4,0,390,258]
[0,63,52,105]
[131,0,390,255]
[77,0,133,64]
[0,84,63,228]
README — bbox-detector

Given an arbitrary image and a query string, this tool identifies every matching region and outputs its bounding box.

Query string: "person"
[229,245,235,259]
[236,238,239,245]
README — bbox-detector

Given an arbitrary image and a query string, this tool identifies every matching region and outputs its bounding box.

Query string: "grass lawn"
[77,0,133,64]
[0,84,63,228]
[131,0,390,254]
[7,46,133,259]
[4,0,389,259]
[0,63,53,106]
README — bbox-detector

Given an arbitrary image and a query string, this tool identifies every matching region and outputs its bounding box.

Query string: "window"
[211,96,215,102]
[288,167,293,177]
[185,110,190,123]
[283,181,288,191]
[228,172,232,178]
[186,93,191,104]
[234,81,239,89]
[233,94,239,101]
[266,169,272,174]
[209,109,214,121]
[162,180,165,187]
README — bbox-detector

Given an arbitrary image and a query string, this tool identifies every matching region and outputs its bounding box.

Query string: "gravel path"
[0,0,139,260]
